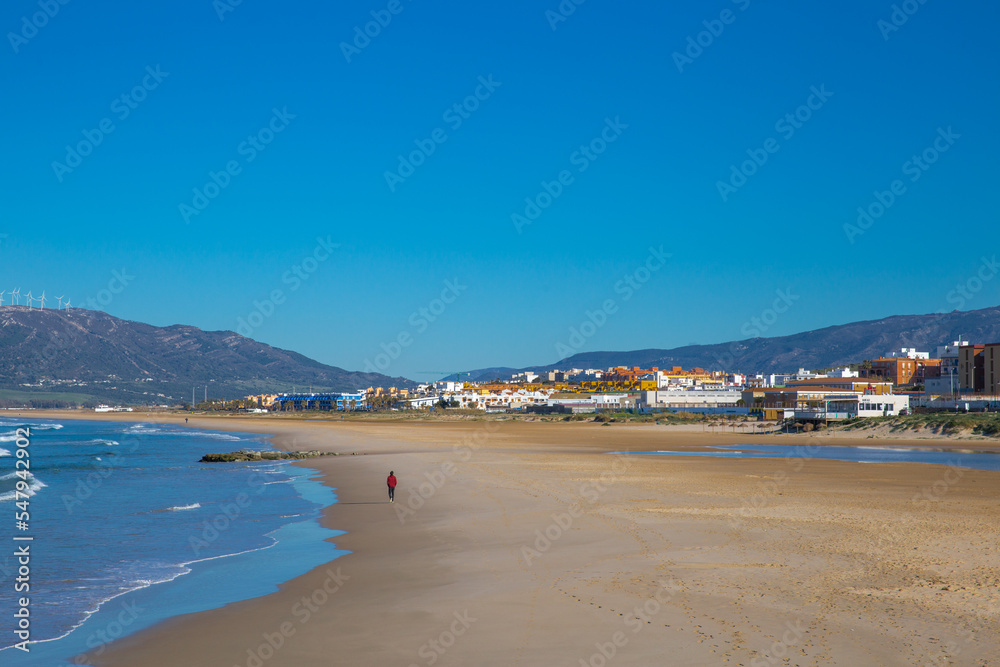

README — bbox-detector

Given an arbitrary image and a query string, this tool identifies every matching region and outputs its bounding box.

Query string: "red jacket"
[387,475,397,488]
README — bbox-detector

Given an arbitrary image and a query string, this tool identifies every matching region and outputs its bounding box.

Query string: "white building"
[826,367,859,378]
[855,393,910,417]
[403,396,440,409]
[567,369,604,381]
[593,394,630,409]
[792,393,910,420]
[434,381,465,392]
[766,373,796,387]
[886,348,930,360]
[641,390,742,409]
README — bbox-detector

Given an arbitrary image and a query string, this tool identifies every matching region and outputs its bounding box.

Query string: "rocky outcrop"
[200,449,337,462]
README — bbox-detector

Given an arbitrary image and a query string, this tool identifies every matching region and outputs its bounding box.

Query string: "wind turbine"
[38,291,46,309]
[64,298,72,309]
[0,291,5,306]
[24,291,34,309]
[55,295,65,309]
[11,288,20,305]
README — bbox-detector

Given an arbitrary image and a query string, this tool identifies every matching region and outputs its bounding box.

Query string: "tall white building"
[886,347,930,360]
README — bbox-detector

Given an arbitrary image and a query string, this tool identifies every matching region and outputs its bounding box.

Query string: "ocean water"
[618,443,1000,471]
[0,418,347,666]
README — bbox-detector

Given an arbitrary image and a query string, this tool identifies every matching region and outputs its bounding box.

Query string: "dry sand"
[30,413,1000,666]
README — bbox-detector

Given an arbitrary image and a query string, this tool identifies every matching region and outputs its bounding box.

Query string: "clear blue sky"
[2,0,998,381]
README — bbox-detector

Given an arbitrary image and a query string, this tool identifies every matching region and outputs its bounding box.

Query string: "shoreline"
[14,412,1000,665]
[0,416,347,666]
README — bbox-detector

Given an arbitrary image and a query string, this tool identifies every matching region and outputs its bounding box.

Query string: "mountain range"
[2,305,997,407]
[0,306,412,407]
[463,305,1000,381]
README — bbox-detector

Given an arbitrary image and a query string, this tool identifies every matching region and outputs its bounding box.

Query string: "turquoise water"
[0,419,347,666]
[616,443,1000,471]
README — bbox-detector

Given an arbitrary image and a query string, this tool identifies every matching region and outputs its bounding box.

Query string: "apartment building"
[861,357,941,387]
[959,344,986,392]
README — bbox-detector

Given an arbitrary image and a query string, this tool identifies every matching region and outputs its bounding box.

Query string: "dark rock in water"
[200,450,335,463]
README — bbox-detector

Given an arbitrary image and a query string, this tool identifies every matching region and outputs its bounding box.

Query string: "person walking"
[387,471,397,503]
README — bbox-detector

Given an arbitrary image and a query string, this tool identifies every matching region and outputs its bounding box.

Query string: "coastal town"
[237,339,1000,423]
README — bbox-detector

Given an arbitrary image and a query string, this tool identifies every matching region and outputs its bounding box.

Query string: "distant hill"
[0,307,414,407]
[466,306,1000,380]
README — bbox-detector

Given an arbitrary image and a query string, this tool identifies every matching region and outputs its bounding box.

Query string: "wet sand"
[28,413,1000,666]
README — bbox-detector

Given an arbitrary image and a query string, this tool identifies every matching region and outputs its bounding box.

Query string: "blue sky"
[2,0,998,381]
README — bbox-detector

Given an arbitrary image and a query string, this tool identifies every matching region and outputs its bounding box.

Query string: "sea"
[0,417,347,666]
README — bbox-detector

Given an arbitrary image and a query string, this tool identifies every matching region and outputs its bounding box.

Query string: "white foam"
[1,561,195,651]
[0,471,46,502]
[16,535,288,650]
[858,446,914,452]
[166,503,201,511]
[128,425,245,442]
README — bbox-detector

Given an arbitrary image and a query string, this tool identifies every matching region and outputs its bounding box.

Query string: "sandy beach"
[29,413,998,666]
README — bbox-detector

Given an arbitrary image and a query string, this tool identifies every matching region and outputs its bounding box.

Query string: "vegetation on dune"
[0,389,97,409]
[840,413,1000,437]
